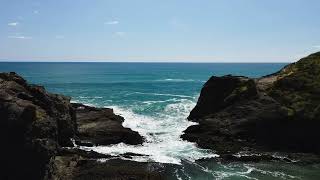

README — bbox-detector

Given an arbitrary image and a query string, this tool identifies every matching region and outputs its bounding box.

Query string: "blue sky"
[0,0,320,62]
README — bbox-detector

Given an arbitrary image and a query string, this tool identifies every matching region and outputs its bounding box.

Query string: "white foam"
[78,96,103,99]
[155,78,207,83]
[70,100,96,107]
[141,98,180,105]
[157,79,196,82]
[79,98,217,164]
[210,164,258,180]
[129,92,193,98]
[248,165,299,179]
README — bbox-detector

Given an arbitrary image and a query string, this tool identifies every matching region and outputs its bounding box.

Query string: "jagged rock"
[72,103,143,146]
[182,52,320,156]
[0,72,77,180]
[49,148,169,180]
[188,75,258,120]
[51,155,168,180]
[0,73,145,180]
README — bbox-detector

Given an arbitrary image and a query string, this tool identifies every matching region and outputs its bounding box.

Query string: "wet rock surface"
[182,52,320,161]
[51,148,171,180]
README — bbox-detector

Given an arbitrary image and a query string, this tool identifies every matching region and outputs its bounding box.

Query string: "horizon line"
[0,60,292,63]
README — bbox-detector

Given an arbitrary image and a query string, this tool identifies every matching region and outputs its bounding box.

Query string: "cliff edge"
[182,52,320,157]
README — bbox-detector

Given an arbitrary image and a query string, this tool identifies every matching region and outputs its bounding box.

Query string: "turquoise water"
[2,62,320,179]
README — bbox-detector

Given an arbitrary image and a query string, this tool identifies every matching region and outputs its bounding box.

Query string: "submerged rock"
[182,52,320,158]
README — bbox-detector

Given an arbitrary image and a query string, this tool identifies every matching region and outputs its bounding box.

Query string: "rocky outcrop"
[50,148,169,180]
[188,75,258,120]
[182,52,320,156]
[72,103,143,146]
[0,72,144,180]
[0,72,77,180]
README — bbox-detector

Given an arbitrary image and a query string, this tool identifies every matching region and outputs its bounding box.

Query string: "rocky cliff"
[0,72,149,180]
[1,72,77,179]
[182,52,320,156]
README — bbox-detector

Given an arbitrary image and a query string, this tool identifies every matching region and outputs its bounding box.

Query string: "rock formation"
[51,148,169,180]
[1,72,77,179]
[0,72,147,180]
[2,52,320,179]
[73,103,143,146]
[182,52,320,156]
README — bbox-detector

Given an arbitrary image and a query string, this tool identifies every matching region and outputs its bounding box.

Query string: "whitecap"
[78,99,217,165]
[129,92,193,98]
[141,98,180,105]
[70,100,96,107]
[78,96,103,99]
[156,79,196,82]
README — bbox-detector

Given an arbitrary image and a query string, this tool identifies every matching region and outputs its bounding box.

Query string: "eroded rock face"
[0,72,77,180]
[0,72,145,180]
[182,52,320,155]
[188,75,258,121]
[72,103,143,146]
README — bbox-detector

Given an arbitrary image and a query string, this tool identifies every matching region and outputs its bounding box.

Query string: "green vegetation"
[35,109,47,120]
[225,79,257,103]
[268,52,320,120]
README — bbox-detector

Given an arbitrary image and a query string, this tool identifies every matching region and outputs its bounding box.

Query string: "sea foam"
[78,98,217,164]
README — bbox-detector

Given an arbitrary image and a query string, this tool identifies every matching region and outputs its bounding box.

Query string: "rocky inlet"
[0,72,169,180]
[1,52,320,179]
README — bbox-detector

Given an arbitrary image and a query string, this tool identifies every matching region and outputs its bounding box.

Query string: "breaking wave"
[79,98,217,164]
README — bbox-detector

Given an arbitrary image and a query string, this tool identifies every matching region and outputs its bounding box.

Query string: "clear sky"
[0,0,320,62]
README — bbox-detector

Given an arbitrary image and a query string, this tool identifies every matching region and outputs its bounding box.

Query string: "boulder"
[72,103,143,146]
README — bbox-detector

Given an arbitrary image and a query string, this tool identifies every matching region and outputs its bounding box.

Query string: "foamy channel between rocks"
[77,99,218,164]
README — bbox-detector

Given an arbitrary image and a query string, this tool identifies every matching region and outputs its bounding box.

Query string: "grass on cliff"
[268,52,320,120]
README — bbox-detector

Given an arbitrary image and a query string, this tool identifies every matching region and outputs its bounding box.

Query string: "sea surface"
[1,62,320,179]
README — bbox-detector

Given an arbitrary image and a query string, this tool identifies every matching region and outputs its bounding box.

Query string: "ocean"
[1,62,319,179]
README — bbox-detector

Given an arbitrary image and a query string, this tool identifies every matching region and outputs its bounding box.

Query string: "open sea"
[1,62,320,179]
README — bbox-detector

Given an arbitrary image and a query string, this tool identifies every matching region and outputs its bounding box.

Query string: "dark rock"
[51,156,169,180]
[121,152,148,159]
[73,103,143,146]
[72,159,166,180]
[0,73,145,179]
[74,139,94,147]
[50,148,170,180]
[182,52,320,159]
[57,148,112,159]
[189,75,258,121]
[0,72,77,180]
